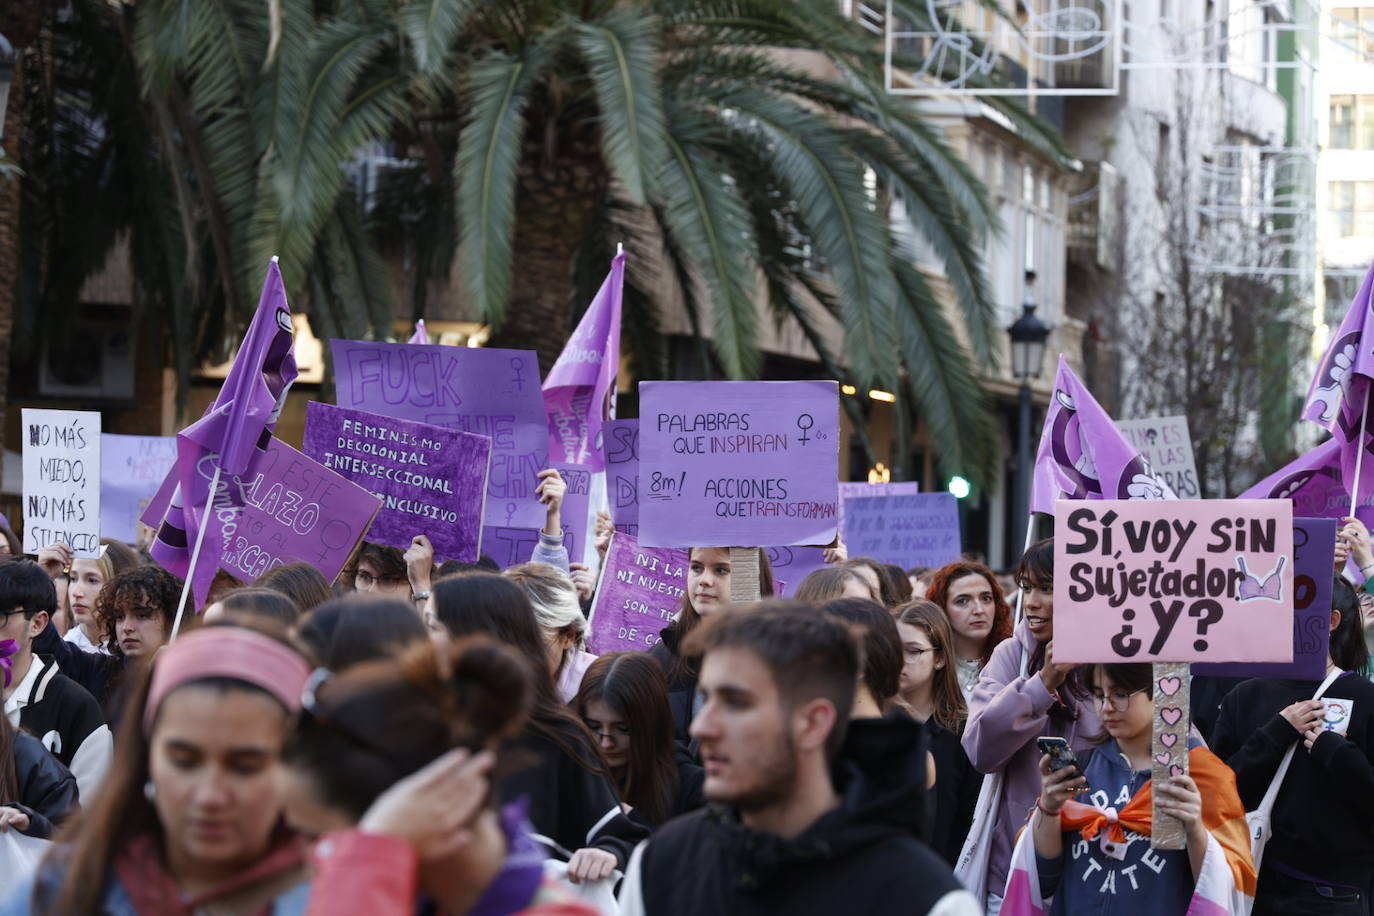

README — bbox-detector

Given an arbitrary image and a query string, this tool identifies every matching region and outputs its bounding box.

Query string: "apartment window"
[1327,95,1374,149]
[1329,181,1374,238]
[1156,122,1171,198]
[1333,7,1374,62]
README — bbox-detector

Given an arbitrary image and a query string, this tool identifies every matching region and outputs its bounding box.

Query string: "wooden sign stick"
[729,547,762,604]
[1150,661,1190,850]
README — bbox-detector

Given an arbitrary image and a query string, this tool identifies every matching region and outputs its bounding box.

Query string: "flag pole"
[1353,387,1371,518]
[1012,512,1037,631]
[169,463,223,643]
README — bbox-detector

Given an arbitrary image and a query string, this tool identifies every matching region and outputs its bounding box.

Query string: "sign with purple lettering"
[1194,518,1334,680]
[842,493,961,569]
[302,402,490,562]
[766,546,831,597]
[216,439,380,583]
[637,381,840,548]
[478,464,595,569]
[588,532,688,653]
[101,435,179,542]
[837,481,920,534]
[604,419,639,530]
[330,340,548,530]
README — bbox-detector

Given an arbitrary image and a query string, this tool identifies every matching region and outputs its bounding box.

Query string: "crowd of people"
[0,468,1369,915]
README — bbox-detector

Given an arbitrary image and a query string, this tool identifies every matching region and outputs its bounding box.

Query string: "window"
[1332,7,1374,64]
[1156,122,1171,198]
[1329,95,1374,149]
[1328,181,1374,238]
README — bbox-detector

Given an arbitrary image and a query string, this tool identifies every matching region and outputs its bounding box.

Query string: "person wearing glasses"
[573,652,704,829]
[959,538,1099,914]
[894,600,979,866]
[1014,661,1245,915]
[1,623,314,915]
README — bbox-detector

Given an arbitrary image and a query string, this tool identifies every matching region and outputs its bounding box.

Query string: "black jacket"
[10,655,111,802]
[1211,672,1374,889]
[648,626,698,756]
[7,730,80,839]
[623,714,975,915]
[925,720,980,866]
[498,717,649,869]
[31,622,130,723]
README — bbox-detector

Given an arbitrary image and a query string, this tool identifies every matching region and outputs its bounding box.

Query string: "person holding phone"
[1010,662,1253,914]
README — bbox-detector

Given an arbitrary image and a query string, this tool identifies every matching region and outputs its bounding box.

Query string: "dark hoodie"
[620,715,979,916]
[648,624,700,756]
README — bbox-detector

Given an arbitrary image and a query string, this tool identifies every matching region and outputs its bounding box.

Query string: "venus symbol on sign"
[796,414,814,445]
[510,358,526,391]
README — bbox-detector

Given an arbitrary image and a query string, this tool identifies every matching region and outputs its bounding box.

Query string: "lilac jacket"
[960,621,1100,895]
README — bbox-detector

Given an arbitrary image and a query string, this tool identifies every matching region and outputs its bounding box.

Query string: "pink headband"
[143,628,311,733]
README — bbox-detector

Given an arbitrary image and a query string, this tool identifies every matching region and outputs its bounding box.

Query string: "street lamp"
[0,32,13,142]
[1008,270,1051,556]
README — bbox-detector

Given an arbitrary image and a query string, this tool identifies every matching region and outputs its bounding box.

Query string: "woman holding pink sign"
[959,540,1099,914]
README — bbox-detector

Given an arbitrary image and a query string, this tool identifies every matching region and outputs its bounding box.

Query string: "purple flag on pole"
[407,320,430,345]
[1030,356,1175,514]
[543,251,625,470]
[1241,437,1374,529]
[146,259,298,606]
[1303,260,1374,504]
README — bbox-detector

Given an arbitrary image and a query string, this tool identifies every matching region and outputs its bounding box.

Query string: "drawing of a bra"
[1235,555,1286,601]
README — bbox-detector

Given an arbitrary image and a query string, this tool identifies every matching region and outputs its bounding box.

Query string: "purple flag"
[1240,437,1374,529]
[1303,260,1374,506]
[146,259,298,605]
[408,320,430,345]
[1030,356,1175,514]
[543,251,625,470]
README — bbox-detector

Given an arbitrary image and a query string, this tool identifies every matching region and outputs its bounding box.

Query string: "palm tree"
[16,0,1067,486]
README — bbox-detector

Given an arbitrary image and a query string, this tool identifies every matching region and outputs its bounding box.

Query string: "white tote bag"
[0,830,51,883]
[1241,668,1342,914]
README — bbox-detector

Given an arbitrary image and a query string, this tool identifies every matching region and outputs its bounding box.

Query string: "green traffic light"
[947,476,971,499]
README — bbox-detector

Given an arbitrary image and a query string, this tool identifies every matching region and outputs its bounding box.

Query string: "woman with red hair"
[924,561,1012,700]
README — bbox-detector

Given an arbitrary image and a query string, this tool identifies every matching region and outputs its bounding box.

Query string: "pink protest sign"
[588,532,688,653]
[1052,499,1295,664]
[301,402,491,563]
[330,340,548,530]
[637,381,840,549]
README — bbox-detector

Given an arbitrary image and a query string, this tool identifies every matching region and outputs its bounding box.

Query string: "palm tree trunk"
[487,129,608,376]
[0,4,45,490]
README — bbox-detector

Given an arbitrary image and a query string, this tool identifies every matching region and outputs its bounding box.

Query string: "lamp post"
[1008,270,1051,555]
[0,32,13,143]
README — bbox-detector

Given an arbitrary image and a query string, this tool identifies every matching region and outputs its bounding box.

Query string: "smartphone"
[1037,737,1078,774]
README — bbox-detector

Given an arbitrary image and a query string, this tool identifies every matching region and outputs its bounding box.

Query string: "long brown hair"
[666,547,775,682]
[895,600,968,733]
[38,624,301,914]
[924,561,1012,666]
[573,653,679,825]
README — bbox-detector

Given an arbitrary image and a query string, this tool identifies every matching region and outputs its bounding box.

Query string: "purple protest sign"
[842,493,962,568]
[1194,518,1335,680]
[330,340,548,530]
[588,532,688,653]
[302,402,490,563]
[143,438,380,589]
[101,434,178,543]
[604,419,639,528]
[837,481,920,534]
[637,381,840,548]
[478,462,592,570]
[765,546,831,597]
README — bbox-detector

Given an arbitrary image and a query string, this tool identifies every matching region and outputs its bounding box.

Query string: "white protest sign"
[1117,415,1199,498]
[22,409,102,556]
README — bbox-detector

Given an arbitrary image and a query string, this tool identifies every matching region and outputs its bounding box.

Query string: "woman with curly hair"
[924,560,1013,700]
[32,566,181,722]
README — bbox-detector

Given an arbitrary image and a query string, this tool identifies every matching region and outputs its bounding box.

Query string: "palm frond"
[398,0,480,75]
[455,40,552,325]
[574,7,667,205]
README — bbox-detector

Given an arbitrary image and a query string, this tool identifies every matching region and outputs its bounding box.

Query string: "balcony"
[1066,161,1121,273]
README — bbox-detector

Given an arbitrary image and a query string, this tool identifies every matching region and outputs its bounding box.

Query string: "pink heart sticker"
[1170,764,1185,779]
[1160,733,1178,747]
[1157,676,1181,697]
[1160,707,1183,726]
[1154,752,1171,765]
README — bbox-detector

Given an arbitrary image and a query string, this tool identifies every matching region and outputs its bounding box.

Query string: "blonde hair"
[503,563,587,650]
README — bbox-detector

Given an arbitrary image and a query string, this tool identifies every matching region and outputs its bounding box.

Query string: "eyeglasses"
[355,570,407,589]
[0,608,30,623]
[586,721,631,742]
[1090,688,1148,711]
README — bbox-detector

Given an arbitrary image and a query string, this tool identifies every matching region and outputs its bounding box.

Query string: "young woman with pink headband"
[1,624,314,915]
